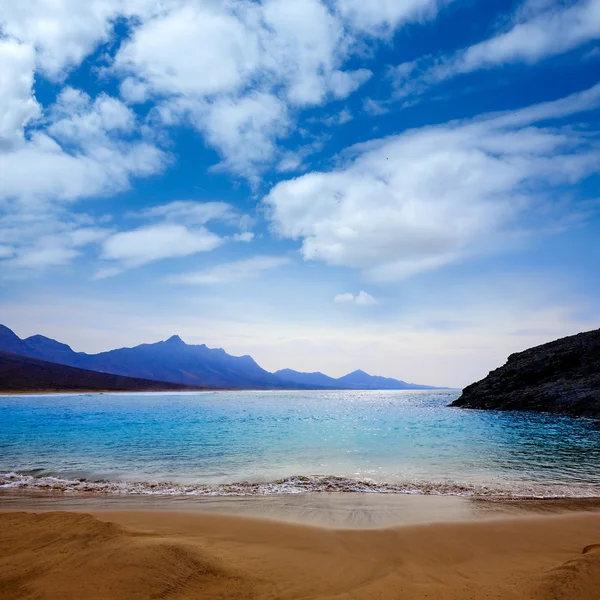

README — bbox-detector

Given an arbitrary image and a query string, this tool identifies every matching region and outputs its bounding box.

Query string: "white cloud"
[334,292,356,303]
[322,108,354,126]
[13,246,80,269]
[0,87,167,206]
[99,223,223,272]
[0,209,113,273]
[355,290,378,306]
[393,0,600,99]
[0,38,40,146]
[169,255,290,284]
[200,92,292,177]
[232,231,255,242]
[134,201,240,226]
[276,135,330,173]
[277,153,307,173]
[363,97,389,116]
[115,2,261,99]
[328,69,372,99]
[89,199,257,277]
[334,291,378,305]
[452,0,600,73]
[261,0,351,106]
[112,0,373,178]
[265,84,600,281]
[0,0,452,183]
[335,0,452,34]
[0,0,160,80]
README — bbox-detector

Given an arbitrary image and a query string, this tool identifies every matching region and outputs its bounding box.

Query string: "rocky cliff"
[451,329,600,417]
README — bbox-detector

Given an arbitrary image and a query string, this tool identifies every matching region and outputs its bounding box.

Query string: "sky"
[0,0,599,388]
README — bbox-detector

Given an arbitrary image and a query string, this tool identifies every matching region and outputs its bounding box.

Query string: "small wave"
[2,472,600,499]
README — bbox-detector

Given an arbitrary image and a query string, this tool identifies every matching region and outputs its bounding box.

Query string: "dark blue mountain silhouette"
[0,325,442,390]
[275,368,439,390]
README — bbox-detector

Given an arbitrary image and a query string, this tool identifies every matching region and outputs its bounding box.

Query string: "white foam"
[2,472,599,499]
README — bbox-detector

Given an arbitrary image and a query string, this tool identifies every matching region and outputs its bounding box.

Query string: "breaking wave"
[2,472,600,499]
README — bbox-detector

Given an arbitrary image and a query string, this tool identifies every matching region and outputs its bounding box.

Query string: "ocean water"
[1,390,600,498]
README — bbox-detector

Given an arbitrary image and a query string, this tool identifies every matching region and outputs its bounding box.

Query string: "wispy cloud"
[391,0,600,101]
[169,256,290,285]
[97,224,223,276]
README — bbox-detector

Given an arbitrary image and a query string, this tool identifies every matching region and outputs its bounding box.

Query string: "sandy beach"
[2,498,600,600]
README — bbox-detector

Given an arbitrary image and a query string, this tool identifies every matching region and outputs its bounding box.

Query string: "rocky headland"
[451,329,600,417]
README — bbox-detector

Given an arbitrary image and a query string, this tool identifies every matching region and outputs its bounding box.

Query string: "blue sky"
[1,0,599,387]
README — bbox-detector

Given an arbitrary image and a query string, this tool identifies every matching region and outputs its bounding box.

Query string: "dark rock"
[450,329,600,417]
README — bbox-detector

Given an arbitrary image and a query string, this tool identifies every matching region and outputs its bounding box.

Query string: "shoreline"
[3,488,600,529]
[2,507,600,599]
[4,468,600,500]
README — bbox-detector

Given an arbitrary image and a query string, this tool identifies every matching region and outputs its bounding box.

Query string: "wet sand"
[2,505,600,600]
[3,489,600,528]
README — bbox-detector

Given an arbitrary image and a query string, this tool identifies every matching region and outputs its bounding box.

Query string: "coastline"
[3,488,600,528]
[2,504,600,599]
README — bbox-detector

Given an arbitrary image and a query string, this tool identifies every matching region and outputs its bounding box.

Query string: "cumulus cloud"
[0,0,454,183]
[169,255,290,284]
[392,0,600,99]
[0,75,167,273]
[111,0,375,178]
[0,86,167,207]
[0,1,116,80]
[0,38,40,146]
[0,0,163,80]
[265,84,600,281]
[199,92,292,177]
[334,291,378,305]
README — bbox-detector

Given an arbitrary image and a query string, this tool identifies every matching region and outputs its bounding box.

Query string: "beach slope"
[1,510,600,599]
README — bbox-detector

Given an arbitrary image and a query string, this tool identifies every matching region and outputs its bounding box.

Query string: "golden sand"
[1,509,600,599]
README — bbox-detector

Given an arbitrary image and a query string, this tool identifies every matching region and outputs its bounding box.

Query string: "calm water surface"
[1,390,600,497]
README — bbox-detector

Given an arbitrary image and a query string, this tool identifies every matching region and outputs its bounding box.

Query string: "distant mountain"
[0,327,284,388]
[274,369,340,388]
[337,369,438,390]
[0,325,30,355]
[0,325,442,390]
[276,367,439,390]
[0,350,208,394]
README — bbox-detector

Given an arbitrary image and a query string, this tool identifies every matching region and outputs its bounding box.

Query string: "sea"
[1,390,600,498]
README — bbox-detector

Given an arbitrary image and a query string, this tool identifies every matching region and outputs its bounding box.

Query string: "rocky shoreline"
[451,329,600,417]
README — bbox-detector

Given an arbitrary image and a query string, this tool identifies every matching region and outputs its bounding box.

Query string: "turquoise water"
[1,390,600,498]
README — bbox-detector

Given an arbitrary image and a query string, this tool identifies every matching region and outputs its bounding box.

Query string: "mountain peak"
[164,335,185,345]
[0,324,20,341]
[24,334,73,352]
[348,369,369,377]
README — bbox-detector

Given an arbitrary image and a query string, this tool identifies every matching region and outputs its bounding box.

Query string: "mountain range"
[274,368,438,390]
[0,324,442,391]
[0,350,207,394]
